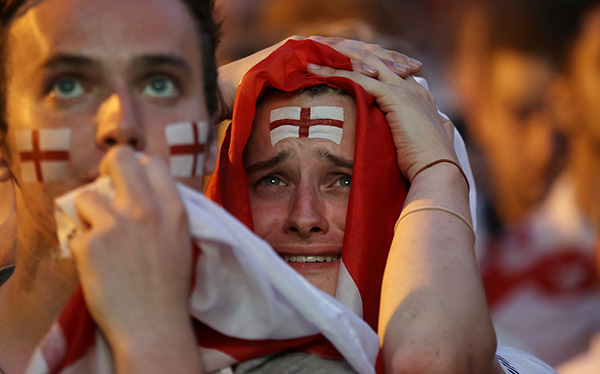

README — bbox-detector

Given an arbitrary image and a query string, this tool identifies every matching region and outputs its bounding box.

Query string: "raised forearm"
[379,164,501,374]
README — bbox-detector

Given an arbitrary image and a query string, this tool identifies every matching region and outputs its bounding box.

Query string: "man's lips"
[274,245,342,264]
[281,254,341,263]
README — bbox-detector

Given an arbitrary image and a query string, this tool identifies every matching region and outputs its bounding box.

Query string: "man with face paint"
[0,0,222,372]
[207,39,558,374]
[0,0,430,372]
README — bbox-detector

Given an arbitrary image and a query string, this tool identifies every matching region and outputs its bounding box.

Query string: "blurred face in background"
[559,5,600,146]
[471,49,561,223]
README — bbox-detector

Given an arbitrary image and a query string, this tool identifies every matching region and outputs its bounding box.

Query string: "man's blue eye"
[143,76,178,98]
[262,175,282,186]
[50,78,84,99]
[338,175,352,187]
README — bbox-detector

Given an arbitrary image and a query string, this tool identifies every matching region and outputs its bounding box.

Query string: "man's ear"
[0,152,11,183]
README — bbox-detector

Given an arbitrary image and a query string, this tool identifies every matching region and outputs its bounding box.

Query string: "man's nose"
[525,112,555,170]
[95,93,145,151]
[285,183,329,237]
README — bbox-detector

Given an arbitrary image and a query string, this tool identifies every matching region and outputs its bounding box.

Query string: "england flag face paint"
[269,106,344,146]
[165,121,208,177]
[15,128,71,183]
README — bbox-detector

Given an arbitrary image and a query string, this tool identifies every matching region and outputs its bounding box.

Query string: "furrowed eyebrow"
[245,150,292,175]
[132,55,192,73]
[42,54,98,70]
[317,149,353,169]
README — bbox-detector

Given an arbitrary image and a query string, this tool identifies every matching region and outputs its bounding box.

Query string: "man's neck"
[0,234,78,373]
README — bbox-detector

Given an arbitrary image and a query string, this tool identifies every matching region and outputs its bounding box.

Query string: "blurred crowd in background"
[212,0,600,371]
[3,0,600,371]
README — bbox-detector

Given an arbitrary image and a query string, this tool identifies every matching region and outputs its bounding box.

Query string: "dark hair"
[298,84,354,100]
[257,84,355,109]
[0,0,221,149]
[481,0,564,65]
[546,0,600,72]
[470,0,600,74]
[179,0,222,117]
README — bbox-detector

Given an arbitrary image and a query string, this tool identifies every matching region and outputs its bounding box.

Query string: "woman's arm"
[306,56,503,374]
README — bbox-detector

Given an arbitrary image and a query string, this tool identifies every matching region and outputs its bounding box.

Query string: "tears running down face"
[244,89,357,296]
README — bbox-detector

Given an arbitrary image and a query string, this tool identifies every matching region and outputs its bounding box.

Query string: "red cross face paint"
[165,121,208,177]
[269,106,344,146]
[15,129,71,183]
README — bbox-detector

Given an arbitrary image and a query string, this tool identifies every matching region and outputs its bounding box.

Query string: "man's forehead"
[7,0,202,78]
[268,105,345,146]
[254,93,356,144]
[10,0,197,46]
[245,96,357,171]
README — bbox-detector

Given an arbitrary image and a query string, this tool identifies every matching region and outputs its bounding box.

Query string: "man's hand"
[305,61,456,183]
[216,35,423,123]
[69,146,202,373]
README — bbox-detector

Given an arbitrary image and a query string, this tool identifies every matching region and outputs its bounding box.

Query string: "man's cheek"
[251,203,283,237]
[165,121,209,178]
[14,128,71,183]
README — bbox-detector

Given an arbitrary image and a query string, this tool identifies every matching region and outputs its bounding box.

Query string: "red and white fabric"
[32,179,379,374]
[27,40,485,374]
[205,39,410,327]
[481,173,600,366]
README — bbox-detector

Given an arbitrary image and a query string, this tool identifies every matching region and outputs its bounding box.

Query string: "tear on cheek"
[15,128,71,183]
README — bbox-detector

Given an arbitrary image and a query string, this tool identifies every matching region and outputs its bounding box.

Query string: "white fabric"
[496,345,558,374]
[489,174,600,366]
[52,178,379,374]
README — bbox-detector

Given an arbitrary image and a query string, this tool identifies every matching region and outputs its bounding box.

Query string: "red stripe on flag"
[270,107,344,138]
[19,130,69,182]
[168,122,205,177]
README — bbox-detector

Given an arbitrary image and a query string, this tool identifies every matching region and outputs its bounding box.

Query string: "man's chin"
[288,260,340,297]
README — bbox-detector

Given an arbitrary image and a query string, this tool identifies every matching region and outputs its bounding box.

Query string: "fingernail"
[307,63,322,70]
[408,58,423,69]
[364,64,378,75]
[393,62,411,73]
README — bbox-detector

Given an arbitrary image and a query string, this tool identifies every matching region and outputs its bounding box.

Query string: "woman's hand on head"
[217,36,423,123]
[306,60,457,182]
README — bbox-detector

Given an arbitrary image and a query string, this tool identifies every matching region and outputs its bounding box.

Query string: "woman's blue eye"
[143,76,179,98]
[338,175,352,187]
[50,78,84,99]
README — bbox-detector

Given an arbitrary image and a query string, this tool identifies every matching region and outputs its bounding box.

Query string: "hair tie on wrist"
[394,205,476,238]
[412,159,470,191]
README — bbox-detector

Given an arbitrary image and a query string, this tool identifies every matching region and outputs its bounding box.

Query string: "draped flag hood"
[206,39,408,330]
